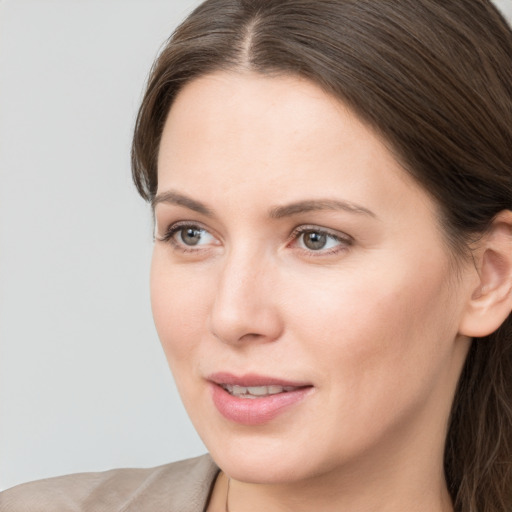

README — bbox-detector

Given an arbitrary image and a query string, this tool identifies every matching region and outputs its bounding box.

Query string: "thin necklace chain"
[225,477,231,512]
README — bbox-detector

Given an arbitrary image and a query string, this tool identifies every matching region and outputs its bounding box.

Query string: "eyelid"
[287,224,353,254]
[157,220,220,251]
[289,224,352,241]
[156,220,352,257]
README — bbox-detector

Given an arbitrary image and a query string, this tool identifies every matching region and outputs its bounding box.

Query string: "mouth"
[208,373,314,425]
[220,384,305,399]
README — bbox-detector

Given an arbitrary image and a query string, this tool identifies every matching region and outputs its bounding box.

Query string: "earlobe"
[459,210,512,338]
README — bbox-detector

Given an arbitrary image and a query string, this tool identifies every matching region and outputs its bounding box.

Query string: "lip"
[208,372,311,388]
[208,372,314,425]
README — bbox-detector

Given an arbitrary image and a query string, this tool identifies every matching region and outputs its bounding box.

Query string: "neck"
[225,465,452,512]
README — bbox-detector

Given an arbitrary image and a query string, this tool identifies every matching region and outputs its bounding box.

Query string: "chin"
[216,455,309,484]
[204,433,330,484]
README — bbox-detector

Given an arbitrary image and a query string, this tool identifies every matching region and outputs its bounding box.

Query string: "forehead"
[157,71,436,226]
[160,72,393,175]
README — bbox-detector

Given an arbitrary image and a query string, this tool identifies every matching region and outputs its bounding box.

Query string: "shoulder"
[0,454,219,512]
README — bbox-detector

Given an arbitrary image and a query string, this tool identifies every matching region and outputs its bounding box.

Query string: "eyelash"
[157,221,353,257]
[288,225,353,256]
[157,221,216,253]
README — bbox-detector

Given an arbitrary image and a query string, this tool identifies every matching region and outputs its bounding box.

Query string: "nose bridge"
[209,243,282,345]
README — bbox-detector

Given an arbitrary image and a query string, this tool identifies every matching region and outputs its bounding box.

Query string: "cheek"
[284,254,458,395]
[150,249,213,369]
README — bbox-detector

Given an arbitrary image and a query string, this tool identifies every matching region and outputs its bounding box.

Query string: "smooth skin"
[151,72,512,512]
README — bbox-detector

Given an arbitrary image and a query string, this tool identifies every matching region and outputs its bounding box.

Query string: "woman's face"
[151,72,473,483]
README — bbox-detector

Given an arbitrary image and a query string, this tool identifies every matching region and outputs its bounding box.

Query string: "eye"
[300,230,333,251]
[159,222,218,250]
[291,226,352,254]
[177,226,211,246]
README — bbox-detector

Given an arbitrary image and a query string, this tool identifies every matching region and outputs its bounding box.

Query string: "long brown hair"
[132,1,512,510]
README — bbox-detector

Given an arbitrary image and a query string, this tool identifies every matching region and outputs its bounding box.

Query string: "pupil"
[182,227,201,246]
[304,231,327,250]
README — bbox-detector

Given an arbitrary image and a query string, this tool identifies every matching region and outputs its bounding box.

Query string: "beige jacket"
[0,454,219,512]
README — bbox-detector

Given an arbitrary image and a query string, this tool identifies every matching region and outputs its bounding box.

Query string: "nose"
[208,249,283,346]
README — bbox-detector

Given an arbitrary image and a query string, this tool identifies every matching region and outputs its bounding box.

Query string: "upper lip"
[207,372,312,388]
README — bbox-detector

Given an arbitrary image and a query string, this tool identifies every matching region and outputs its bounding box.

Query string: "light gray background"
[0,0,206,491]
[1,0,511,492]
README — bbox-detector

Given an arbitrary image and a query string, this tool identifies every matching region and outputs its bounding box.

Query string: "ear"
[459,210,512,338]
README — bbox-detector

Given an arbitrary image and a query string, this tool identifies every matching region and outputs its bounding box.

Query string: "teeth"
[223,384,295,398]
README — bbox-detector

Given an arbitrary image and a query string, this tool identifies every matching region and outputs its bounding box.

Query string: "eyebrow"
[268,199,376,219]
[152,190,214,216]
[152,190,376,219]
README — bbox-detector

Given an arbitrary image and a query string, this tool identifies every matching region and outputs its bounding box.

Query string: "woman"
[2,1,511,511]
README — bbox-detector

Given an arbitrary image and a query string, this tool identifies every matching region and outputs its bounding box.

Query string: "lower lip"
[210,383,313,425]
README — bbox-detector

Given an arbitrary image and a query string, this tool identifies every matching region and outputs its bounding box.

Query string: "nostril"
[209,310,283,346]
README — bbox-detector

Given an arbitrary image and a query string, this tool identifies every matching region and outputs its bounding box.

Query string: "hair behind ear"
[445,314,512,512]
